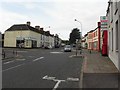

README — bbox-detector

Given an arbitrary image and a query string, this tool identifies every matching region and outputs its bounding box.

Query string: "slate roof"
[6,24,54,36]
[6,24,43,34]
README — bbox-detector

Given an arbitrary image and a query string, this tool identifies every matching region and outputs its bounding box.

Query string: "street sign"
[100,16,108,31]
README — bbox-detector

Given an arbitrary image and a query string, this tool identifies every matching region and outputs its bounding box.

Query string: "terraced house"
[4,22,55,48]
[107,0,120,70]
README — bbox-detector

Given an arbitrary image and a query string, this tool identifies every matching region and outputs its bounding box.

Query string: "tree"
[69,28,81,44]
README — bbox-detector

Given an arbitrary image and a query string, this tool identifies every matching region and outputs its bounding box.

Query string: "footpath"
[82,49,119,89]
[1,48,20,61]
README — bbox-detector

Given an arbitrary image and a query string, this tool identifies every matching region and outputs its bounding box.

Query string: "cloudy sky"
[0,0,109,40]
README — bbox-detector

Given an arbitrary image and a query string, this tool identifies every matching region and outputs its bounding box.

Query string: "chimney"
[40,28,44,31]
[35,26,40,30]
[27,21,31,26]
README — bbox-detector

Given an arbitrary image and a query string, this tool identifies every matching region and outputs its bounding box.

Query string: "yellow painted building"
[4,23,42,48]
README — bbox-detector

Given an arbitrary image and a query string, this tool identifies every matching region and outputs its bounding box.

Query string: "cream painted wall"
[49,36,54,47]
[4,30,30,47]
[87,33,93,49]
[29,31,42,47]
[117,1,120,71]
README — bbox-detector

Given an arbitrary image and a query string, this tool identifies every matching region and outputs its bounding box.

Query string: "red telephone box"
[102,30,108,55]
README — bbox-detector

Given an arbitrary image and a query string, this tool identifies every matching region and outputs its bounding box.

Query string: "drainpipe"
[98,22,101,52]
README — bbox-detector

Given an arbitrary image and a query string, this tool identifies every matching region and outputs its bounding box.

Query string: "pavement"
[2,48,18,60]
[82,49,119,89]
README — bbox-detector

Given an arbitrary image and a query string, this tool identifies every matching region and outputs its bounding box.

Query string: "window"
[116,20,118,51]
[26,40,29,46]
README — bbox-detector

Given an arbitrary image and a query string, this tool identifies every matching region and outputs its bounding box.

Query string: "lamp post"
[74,19,82,55]
[74,19,82,37]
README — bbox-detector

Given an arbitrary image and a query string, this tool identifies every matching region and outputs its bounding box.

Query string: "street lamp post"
[74,19,82,37]
[74,19,82,55]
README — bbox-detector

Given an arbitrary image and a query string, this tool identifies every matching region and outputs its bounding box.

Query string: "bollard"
[89,50,91,54]
[2,50,5,59]
[16,50,18,56]
[13,50,14,54]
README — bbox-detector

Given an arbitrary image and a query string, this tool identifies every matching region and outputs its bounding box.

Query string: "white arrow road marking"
[33,57,44,62]
[42,75,79,90]
[53,80,65,90]
[43,75,56,80]
[43,75,48,79]
[42,75,65,90]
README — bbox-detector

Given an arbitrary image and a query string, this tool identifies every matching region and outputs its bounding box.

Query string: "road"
[2,48,83,89]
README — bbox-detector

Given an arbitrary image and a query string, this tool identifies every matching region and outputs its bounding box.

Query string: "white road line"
[50,52,63,54]
[3,61,14,64]
[2,63,25,72]
[43,75,56,80]
[53,79,65,90]
[67,77,79,81]
[42,75,65,90]
[53,80,61,90]
[43,75,48,79]
[33,57,44,62]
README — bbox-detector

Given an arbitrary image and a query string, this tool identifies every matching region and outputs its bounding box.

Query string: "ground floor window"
[16,40,24,48]
[32,40,37,48]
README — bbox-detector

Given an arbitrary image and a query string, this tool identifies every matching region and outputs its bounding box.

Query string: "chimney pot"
[35,26,40,30]
[27,21,31,26]
[40,28,44,31]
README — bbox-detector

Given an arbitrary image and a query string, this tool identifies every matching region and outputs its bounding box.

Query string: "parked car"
[64,45,72,52]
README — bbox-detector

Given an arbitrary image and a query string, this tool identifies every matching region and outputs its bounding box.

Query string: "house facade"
[92,28,99,51]
[4,22,55,48]
[118,0,120,71]
[87,30,94,50]
[81,33,88,49]
[107,0,120,70]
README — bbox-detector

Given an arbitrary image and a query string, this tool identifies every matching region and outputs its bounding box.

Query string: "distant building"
[92,27,99,51]
[81,33,88,49]
[87,30,94,50]
[107,0,120,70]
[87,22,101,51]
[54,34,61,48]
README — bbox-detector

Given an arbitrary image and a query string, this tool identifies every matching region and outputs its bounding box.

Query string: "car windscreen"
[65,45,71,48]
